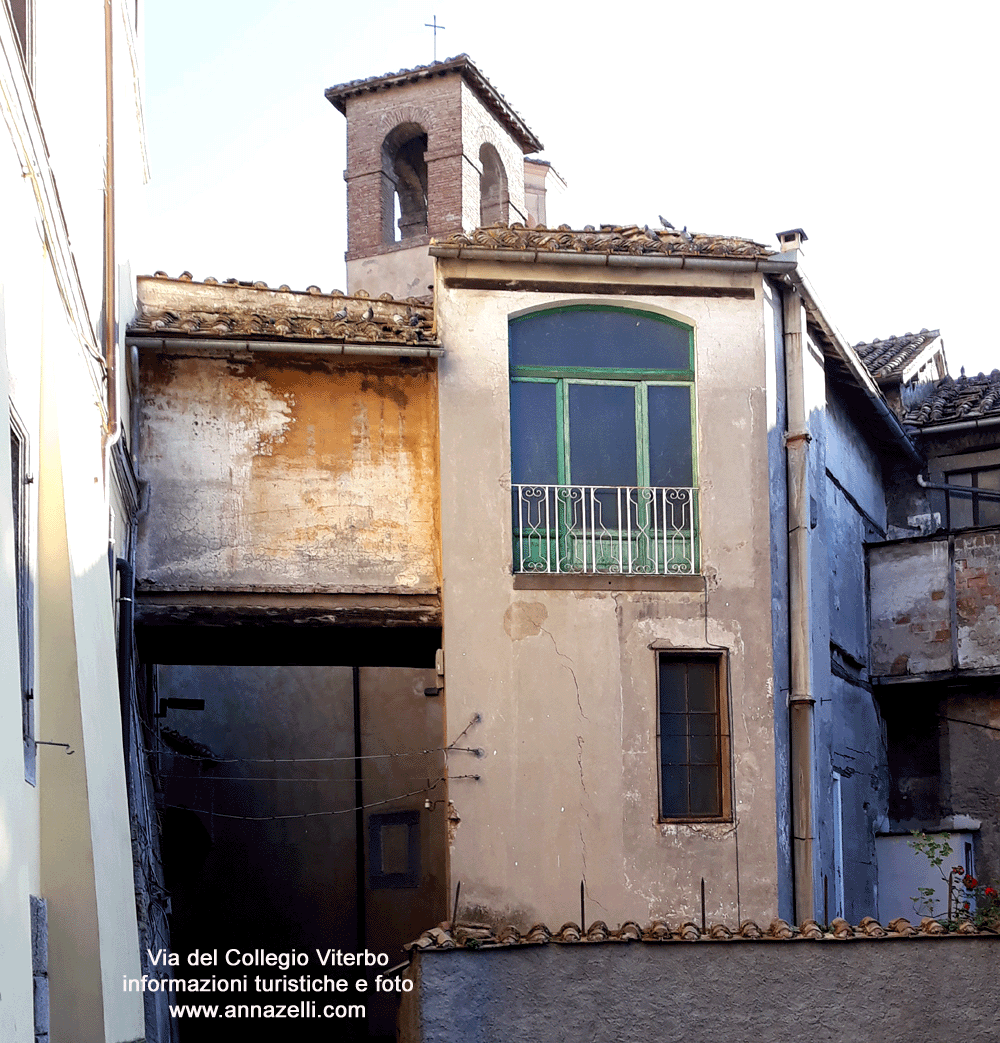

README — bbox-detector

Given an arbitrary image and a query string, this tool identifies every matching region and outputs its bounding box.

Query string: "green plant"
[908,831,1000,929]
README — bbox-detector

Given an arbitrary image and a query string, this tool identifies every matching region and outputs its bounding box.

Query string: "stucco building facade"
[1,2,150,1041]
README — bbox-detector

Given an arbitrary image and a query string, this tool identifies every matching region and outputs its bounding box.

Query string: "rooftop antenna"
[424,14,446,62]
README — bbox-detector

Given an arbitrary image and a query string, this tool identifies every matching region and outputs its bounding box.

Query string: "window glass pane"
[510,380,557,484]
[687,661,716,711]
[689,733,718,765]
[978,467,1000,493]
[568,383,637,486]
[659,721,687,765]
[977,468,1000,527]
[660,767,688,818]
[647,385,693,486]
[947,472,974,529]
[510,308,690,371]
[658,662,685,712]
[689,766,721,816]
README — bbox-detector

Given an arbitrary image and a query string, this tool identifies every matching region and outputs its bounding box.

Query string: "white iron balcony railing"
[513,484,698,575]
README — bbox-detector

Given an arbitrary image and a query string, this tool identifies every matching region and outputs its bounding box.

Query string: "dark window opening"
[381,123,428,244]
[657,652,729,820]
[945,466,1000,529]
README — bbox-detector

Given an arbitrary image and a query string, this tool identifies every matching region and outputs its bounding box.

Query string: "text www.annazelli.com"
[168,1002,365,1019]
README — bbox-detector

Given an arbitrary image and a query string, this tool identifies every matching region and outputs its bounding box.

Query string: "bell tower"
[326,54,543,298]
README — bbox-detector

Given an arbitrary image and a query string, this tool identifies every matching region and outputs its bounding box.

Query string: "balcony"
[512,484,698,575]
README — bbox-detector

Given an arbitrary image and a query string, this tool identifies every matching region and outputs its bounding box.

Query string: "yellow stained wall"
[138,352,441,595]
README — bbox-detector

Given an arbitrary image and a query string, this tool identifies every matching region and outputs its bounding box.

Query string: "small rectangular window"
[10,412,34,783]
[657,652,729,821]
[946,466,1000,529]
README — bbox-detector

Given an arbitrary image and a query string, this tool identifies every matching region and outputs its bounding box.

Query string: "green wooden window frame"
[509,306,699,574]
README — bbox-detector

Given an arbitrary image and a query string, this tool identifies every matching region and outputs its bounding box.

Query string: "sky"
[141,0,999,378]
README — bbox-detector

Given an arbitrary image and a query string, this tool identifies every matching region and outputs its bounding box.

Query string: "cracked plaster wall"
[436,264,780,928]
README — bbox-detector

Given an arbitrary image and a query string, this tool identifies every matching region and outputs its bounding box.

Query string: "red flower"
[963,902,971,911]
[953,866,965,875]
[965,875,978,888]
[985,887,996,897]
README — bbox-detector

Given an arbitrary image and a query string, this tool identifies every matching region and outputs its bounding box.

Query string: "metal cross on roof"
[424,15,446,62]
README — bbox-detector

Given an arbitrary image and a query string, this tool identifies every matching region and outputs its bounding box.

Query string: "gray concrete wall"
[405,940,1000,1043]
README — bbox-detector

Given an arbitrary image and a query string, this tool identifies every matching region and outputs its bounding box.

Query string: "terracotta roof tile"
[129,273,435,347]
[324,54,542,154]
[902,370,1000,426]
[435,222,773,260]
[405,915,997,951]
[854,329,941,380]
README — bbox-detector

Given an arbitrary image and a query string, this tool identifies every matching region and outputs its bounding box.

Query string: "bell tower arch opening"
[381,123,428,244]
[479,143,508,226]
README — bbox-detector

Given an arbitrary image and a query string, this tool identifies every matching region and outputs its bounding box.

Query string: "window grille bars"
[513,484,697,575]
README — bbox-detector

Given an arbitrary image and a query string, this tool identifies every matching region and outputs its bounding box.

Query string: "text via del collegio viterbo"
[148,948,391,971]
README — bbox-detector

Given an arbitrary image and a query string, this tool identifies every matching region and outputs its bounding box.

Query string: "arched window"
[479,143,508,226]
[509,306,697,575]
[380,124,428,244]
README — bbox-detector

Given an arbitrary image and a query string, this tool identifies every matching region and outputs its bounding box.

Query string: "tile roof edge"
[405,916,999,951]
[324,54,542,153]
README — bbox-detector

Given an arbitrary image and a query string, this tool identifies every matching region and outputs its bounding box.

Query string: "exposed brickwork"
[336,66,534,263]
[955,530,1000,670]
[870,532,1000,678]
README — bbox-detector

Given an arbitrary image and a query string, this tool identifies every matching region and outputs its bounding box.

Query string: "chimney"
[775,228,808,253]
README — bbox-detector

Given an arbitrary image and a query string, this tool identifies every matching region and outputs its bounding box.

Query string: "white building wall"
[1,3,147,1040]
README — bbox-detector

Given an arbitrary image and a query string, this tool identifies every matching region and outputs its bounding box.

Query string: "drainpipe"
[783,286,815,924]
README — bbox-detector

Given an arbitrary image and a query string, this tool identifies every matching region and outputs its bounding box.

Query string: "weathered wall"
[347,242,434,299]
[942,691,1000,881]
[458,79,527,228]
[956,530,1000,668]
[814,385,890,921]
[138,351,440,594]
[763,280,793,921]
[405,940,1000,1043]
[436,262,780,928]
[869,528,1000,679]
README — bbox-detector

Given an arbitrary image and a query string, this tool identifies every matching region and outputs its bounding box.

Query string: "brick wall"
[955,530,1000,670]
[341,70,531,262]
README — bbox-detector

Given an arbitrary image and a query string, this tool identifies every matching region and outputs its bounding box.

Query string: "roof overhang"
[325,54,542,154]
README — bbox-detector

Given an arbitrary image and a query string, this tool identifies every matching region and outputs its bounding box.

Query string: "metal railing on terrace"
[512,484,698,575]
